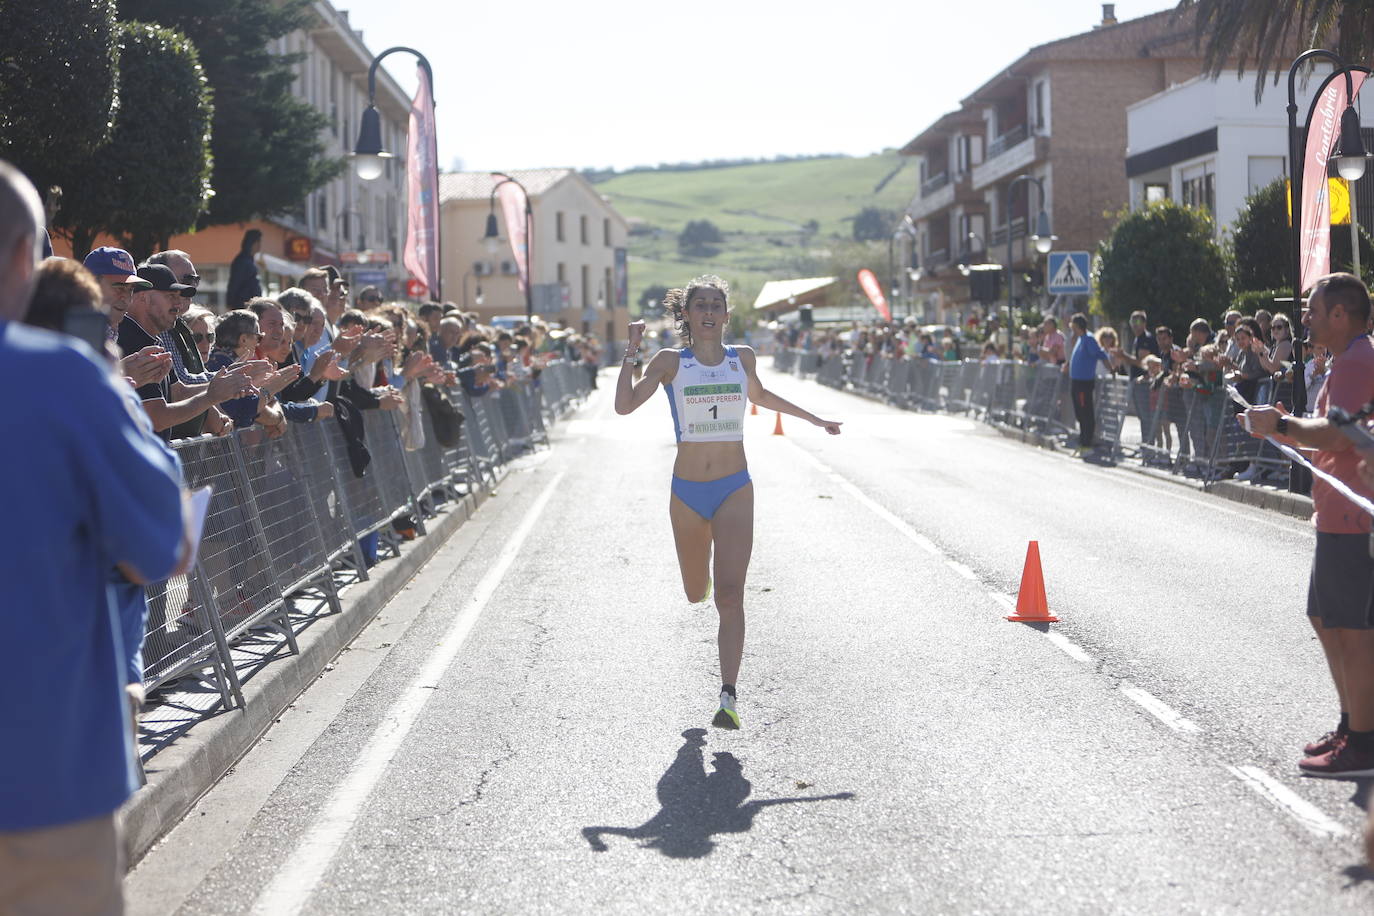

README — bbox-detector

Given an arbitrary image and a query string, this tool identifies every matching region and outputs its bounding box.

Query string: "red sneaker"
[1304,730,1343,757]
[1300,736,1374,778]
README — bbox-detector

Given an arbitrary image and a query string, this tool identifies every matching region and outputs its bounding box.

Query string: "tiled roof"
[962,7,1198,104]
[438,168,574,203]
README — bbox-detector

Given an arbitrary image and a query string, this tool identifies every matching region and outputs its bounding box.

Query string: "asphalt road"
[127,363,1374,914]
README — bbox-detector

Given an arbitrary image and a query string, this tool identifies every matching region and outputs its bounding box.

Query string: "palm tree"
[1178,0,1374,97]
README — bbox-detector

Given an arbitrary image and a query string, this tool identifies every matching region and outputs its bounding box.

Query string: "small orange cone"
[772,412,785,435]
[751,402,758,416]
[1006,541,1058,623]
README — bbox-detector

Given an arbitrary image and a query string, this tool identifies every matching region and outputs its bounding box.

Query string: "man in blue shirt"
[0,160,188,915]
[1068,312,1114,452]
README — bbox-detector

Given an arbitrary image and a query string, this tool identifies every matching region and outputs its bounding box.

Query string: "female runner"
[614,275,841,728]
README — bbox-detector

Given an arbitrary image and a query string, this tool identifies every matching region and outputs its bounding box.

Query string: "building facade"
[439,169,631,342]
[1123,69,1363,237]
[899,5,1207,325]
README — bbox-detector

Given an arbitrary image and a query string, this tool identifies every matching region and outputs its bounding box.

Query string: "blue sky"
[339,0,1181,172]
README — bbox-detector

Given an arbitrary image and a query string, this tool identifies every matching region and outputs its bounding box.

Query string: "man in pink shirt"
[1037,316,1066,365]
[1247,273,1374,778]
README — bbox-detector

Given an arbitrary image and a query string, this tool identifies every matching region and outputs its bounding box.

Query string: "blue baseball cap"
[83,247,152,287]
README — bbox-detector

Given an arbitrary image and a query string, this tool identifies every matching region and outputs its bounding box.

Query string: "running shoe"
[712,690,740,729]
[1299,737,1374,778]
[1304,730,1342,757]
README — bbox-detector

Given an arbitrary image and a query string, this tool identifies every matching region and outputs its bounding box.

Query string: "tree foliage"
[679,219,723,256]
[54,23,213,259]
[1179,0,1374,100]
[1093,201,1230,335]
[1231,176,1374,295]
[637,284,670,317]
[851,207,898,242]
[1230,178,1288,292]
[118,0,341,226]
[0,0,119,197]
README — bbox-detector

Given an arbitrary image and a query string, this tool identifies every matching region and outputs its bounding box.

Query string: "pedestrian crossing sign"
[1047,251,1091,295]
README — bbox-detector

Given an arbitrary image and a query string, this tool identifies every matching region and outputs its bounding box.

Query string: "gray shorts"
[1307,532,1374,630]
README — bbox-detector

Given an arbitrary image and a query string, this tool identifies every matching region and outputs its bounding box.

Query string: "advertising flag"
[403,64,440,300]
[857,268,892,322]
[1301,72,1366,291]
[496,180,530,295]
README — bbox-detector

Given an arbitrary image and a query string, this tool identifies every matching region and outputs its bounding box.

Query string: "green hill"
[595,152,913,314]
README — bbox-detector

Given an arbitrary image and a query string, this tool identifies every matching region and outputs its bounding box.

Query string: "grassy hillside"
[596,152,913,313]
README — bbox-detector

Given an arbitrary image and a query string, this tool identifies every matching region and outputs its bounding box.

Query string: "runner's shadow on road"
[581,728,854,858]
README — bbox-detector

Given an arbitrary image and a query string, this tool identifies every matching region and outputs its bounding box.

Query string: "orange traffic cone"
[751,402,758,416]
[1005,541,1058,623]
[772,412,785,435]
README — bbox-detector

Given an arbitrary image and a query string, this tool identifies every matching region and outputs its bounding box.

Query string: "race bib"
[681,382,744,437]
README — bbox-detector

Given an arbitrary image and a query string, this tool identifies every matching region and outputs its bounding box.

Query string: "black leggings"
[1071,379,1096,448]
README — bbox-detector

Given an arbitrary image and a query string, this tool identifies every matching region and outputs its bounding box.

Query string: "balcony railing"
[989,217,1027,247]
[987,124,1029,160]
[920,172,950,197]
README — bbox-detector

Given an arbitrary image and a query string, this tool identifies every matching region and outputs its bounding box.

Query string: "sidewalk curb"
[987,421,1313,521]
[118,469,506,864]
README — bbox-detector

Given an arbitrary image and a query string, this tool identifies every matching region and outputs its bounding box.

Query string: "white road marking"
[775,395,1356,844]
[946,560,978,580]
[1120,684,1201,734]
[782,439,939,554]
[250,472,567,916]
[1044,631,1094,664]
[1227,765,1349,839]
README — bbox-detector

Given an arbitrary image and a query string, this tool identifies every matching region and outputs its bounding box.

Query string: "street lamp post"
[1285,50,1369,493]
[483,172,534,324]
[351,46,442,300]
[1004,174,1055,357]
[889,215,916,321]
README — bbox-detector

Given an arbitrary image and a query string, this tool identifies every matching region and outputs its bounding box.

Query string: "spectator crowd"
[778,302,1317,475]
[0,159,604,915]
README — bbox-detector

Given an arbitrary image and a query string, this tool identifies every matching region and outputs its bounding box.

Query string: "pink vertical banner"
[403,64,440,300]
[857,268,891,322]
[1301,71,1366,292]
[496,180,530,296]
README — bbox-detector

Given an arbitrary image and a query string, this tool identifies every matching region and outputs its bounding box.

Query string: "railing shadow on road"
[581,728,855,858]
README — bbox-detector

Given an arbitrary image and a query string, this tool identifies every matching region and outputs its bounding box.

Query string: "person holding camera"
[1246,273,1374,778]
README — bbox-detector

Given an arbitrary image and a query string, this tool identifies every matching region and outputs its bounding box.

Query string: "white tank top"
[664,347,748,443]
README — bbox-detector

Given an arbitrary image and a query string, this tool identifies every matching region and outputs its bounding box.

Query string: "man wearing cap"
[83,246,151,343]
[145,250,233,438]
[118,263,255,437]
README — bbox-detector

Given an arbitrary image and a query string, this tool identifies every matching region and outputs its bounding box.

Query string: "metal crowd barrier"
[139,361,592,706]
[770,348,1297,489]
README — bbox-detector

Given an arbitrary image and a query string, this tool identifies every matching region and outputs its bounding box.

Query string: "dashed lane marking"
[250,471,567,916]
[1120,684,1202,734]
[1044,631,1095,665]
[945,560,978,580]
[1227,766,1349,838]
[773,384,1353,844]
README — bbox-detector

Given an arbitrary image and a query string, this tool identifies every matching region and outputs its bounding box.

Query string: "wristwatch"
[1276,416,1289,436]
